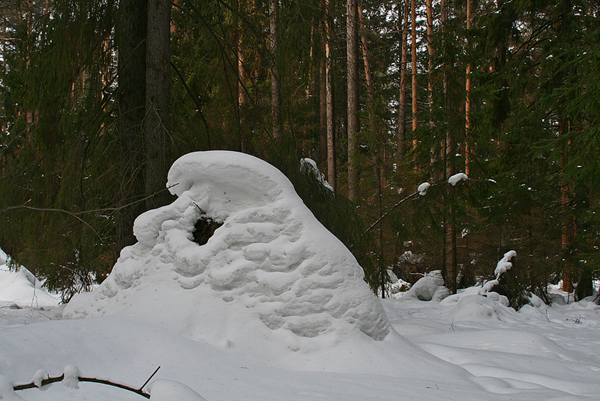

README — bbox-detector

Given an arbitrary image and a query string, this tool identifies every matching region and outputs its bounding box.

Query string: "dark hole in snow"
[192,215,222,246]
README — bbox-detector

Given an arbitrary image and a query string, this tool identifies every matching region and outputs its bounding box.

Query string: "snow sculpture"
[64,151,390,346]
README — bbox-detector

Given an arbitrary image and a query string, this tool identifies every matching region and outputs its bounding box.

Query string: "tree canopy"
[1,0,598,304]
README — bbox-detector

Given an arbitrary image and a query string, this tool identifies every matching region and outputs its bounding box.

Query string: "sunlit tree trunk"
[237,0,248,151]
[426,0,433,106]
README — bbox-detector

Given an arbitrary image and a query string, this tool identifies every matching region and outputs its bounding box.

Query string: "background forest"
[1,0,599,305]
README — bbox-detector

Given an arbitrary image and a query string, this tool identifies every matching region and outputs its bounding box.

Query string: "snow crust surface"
[64,151,390,352]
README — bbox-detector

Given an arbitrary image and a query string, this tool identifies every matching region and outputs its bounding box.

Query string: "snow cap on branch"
[62,365,81,389]
[494,250,517,278]
[418,182,430,196]
[448,173,468,186]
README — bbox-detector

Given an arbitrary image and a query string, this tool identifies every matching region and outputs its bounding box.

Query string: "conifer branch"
[356,190,420,245]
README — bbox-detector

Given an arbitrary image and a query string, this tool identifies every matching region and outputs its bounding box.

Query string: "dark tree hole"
[192,215,223,246]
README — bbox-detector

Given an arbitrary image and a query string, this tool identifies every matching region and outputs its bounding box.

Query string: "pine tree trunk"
[398,2,408,161]
[411,0,418,151]
[325,0,336,191]
[270,0,283,139]
[347,0,359,201]
[561,132,574,293]
[237,0,247,152]
[320,60,328,165]
[426,0,433,103]
[145,0,171,210]
[440,0,456,293]
[116,0,147,255]
[465,0,472,176]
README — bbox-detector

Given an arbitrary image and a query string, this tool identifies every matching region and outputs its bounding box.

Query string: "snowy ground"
[1,152,599,400]
[2,256,600,400]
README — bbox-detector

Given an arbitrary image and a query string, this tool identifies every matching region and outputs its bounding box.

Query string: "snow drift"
[64,151,390,352]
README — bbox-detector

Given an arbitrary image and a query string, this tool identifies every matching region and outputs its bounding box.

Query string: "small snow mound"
[148,380,207,401]
[64,151,390,352]
[441,288,515,322]
[62,365,81,389]
[403,271,449,302]
[448,173,468,186]
[417,182,430,196]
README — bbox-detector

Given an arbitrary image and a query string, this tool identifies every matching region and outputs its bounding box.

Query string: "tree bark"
[320,60,328,165]
[145,0,171,210]
[325,0,336,191]
[398,2,408,161]
[426,0,433,103]
[236,0,248,152]
[465,0,472,176]
[411,0,418,150]
[270,0,283,139]
[347,0,359,201]
[561,132,574,293]
[116,0,147,255]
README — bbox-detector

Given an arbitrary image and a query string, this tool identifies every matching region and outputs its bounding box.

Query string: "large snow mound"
[64,151,389,350]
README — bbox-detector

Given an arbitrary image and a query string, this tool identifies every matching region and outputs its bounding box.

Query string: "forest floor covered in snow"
[2,260,599,401]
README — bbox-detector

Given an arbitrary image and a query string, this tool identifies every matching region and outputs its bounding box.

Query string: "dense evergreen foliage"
[1,0,598,304]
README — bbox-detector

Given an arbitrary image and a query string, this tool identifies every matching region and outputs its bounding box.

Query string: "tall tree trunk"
[270,0,283,139]
[237,0,248,151]
[347,0,359,201]
[359,5,373,127]
[426,0,433,105]
[116,0,147,256]
[398,2,408,162]
[465,0,472,176]
[320,60,328,165]
[441,0,456,294]
[145,0,171,210]
[561,130,574,293]
[325,0,336,191]
[411,0,418,151]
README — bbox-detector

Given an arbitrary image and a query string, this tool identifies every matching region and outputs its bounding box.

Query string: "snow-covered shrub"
[403,270,450,302]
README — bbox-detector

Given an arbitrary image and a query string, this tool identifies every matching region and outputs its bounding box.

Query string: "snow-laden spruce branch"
[12,365,161,399]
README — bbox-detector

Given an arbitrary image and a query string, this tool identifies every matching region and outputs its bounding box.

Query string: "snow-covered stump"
[64,151,390,352]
